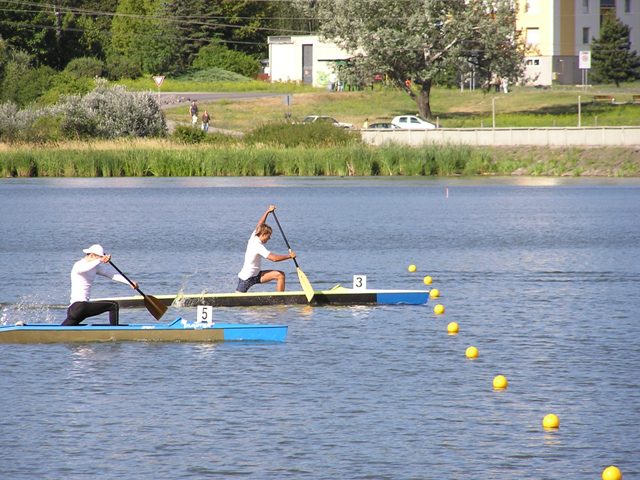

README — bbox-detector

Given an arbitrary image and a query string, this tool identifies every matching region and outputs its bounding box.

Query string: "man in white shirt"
[236,205,296,293]
[61,244,138,326]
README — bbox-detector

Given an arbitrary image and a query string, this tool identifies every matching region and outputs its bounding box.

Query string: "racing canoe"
[0,318,287,344]
[98,285,430,309]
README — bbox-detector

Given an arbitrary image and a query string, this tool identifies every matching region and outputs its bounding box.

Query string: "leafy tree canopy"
[306,0,524,119]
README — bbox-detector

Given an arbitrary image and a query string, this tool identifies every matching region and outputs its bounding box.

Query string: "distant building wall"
[268,35,352,88]
[518,0,640,86]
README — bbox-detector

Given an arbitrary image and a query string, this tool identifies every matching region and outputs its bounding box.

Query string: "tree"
[0,0,118,69]
[163,0,281,66]
[309,0,524,119]
[591,15,640,86]
[192,42,259,78]
[110,0,180,75]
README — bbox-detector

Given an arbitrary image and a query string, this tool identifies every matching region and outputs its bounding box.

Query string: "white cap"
[82,244,105,256]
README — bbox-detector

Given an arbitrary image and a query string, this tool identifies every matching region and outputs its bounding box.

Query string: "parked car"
[367,122,400,129]
[303,115,353,129]
[391,115,437,130]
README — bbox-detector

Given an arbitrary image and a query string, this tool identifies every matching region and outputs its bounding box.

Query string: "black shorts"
[236,271,266,293]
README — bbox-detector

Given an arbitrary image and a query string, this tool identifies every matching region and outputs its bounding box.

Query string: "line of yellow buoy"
[408,263,623,480]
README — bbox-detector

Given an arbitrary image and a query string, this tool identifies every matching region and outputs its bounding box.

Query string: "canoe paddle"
[270,211,315,302]
[108,260,168,320]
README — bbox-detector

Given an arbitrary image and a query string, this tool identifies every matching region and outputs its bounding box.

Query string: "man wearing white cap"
[61,244,138,326]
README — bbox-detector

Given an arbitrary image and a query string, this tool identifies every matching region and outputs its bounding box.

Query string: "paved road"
[156,91,286,109]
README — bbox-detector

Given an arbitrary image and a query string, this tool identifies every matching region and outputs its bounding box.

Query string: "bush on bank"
[0,82,166,142]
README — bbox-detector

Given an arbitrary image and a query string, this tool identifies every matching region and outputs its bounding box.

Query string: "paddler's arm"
[255,205,276,230]
[267,250,295,262]
[99,254,138,289]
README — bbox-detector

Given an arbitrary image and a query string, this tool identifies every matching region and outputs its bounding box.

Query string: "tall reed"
[2,142,637,177]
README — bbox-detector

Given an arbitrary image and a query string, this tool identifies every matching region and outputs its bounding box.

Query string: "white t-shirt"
[69,258,129,304]
[238,231,271,280]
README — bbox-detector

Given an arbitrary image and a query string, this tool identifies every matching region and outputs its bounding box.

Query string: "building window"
[526,27,540,45]
[624,0,631,13]
[582,0,589,14]
[583,27,590,44]
[526,58,540,66]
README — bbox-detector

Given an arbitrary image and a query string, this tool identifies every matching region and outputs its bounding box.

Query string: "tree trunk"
[415,79,433,119]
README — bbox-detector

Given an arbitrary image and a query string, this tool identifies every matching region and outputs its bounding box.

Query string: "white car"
[303,115,353,129]
[391,115,437,130]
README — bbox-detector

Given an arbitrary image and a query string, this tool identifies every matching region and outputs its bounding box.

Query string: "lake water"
[1,177,639,479]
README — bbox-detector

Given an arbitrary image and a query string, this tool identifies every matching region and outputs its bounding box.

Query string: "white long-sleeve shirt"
[69,258,129,304]
[237,231,271,280]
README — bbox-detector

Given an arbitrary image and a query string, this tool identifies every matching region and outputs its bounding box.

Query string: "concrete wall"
[362,127,640,147]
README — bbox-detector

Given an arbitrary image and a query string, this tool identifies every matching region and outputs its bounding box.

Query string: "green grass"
[160,82,640,133]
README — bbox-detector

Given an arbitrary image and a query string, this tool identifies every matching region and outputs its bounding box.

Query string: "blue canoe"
[0,318,287,344]
[99,285,430,309]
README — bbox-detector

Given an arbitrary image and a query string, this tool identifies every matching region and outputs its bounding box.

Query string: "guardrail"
[362,127,640,147]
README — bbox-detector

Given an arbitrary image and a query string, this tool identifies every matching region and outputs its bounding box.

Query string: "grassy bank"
[2,140,638,177]
[162,83,640,133]
[2,83,640,178]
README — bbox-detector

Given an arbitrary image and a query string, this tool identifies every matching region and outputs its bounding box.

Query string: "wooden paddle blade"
[144,294,168,320]
[296,267,315,302]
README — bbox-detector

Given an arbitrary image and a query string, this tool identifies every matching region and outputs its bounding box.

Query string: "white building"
[267,35,352,88]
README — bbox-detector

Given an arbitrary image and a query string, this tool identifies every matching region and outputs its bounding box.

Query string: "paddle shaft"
[270,211,301,269]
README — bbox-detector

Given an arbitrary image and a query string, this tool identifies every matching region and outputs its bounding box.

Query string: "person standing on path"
[190,101,198,126]
[236,205,296,293]
[201,110,210,132]
[61,244,138,326]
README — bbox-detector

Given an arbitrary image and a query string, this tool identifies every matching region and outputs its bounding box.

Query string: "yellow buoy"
[493,374,508,390]
[465,346,479,359]
[429,288,440,299]
[542,413,560,429]
[423,275,433,285]
[447,321,459,334]
[408,264,417,272]
[602,466,622,480]
[433,304,445,315]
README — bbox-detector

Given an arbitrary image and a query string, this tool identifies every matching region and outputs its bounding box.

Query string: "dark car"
[303,115,353,129]
[367,122,400,129]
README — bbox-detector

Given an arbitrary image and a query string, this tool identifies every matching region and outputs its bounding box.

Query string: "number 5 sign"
[197,305,213,324]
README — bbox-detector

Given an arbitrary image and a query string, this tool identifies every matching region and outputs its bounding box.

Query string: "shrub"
[1,63,57,107]
[25,115,64,143]
[105,55,142,80]
[172,125,206,143]
[56,94,99,139]
[192,43,260,78]
[244,122,360,148]
[175,67,251,83]
[38,72,95,105]
[64,57,105,79]
[58,83,167,138]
